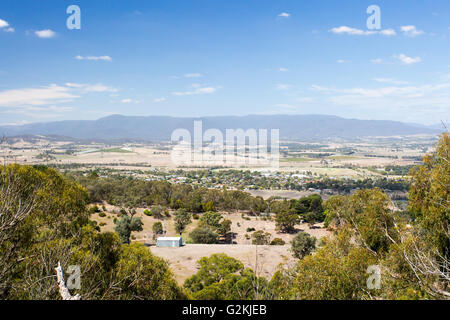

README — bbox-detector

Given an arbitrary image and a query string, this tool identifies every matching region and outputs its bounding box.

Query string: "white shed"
[156,237,183,247]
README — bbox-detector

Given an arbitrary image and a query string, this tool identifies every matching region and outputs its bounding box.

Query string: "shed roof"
[157,237,182,241]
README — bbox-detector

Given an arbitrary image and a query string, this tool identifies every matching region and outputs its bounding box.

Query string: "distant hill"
[0,114,441,141]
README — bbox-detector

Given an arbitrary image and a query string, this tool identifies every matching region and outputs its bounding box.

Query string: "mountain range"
[0,114,442,141]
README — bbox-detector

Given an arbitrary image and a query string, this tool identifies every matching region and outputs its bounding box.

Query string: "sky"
[0,0,449,125]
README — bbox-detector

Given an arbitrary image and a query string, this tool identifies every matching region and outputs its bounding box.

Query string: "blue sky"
[0,0,449,125]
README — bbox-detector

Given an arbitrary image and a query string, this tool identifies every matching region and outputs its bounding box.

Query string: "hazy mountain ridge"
[0,114,441,141]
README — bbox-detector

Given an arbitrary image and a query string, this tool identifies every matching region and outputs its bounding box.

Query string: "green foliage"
[291,232,316,259]
[98,212,106,217]
[199,211,223,230]
[0,164,188,300]
[113,243,186,299]
[89,205,100,214]
[275,207,300,233]
[270,238,286,245]
[325,189,397,253]
[291,194,325,224]
[251,230,272,245]
[184,254,270,300]
[290,231,377,299]
[151,205,164,219]
[201,200,215,212]
[409,132,450,256]
[189,227,219,244]
[114,215,144,244]
[174,209,191,235]
[143,209,152,216]
[152,222,163,237]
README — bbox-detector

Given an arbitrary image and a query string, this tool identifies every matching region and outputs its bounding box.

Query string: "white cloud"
[0,19,9,28]
[153,97,166,103]
[400,25,424,37]
[370,58,384,64]
[35,29,56,38]
[330,26,396,36]
[25,105,74,113]
[80,84,118,93]
[380,29,397,36]
[120,98,140,104]
[172,85,219,96]
[184,73,202,78]
[75,55,112,61]
[337,59,346,64]
[310,83,450,111]
[373,78,408,85]
[279,67,288,72]
[0,19,14,32]
[394,54,421,65]
[274,104,295,109]
[276,84,291,90]
[0,84,78,107]
[278,12,291,18]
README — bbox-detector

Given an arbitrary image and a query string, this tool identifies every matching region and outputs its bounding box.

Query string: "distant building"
[156,237,183,247]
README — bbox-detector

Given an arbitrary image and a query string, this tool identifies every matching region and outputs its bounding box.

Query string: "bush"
[152,222,163,236]
[190,227,219,244]
[291,232,316,259]
[143,209,152,216]
[89,205,100,214]
[246,227,256,232]
[151,205,164,219]
[99,212,106,217]
[99,222,106,227]
[251,230,271,245]
[270,238,286,245]
[193,213,200,220]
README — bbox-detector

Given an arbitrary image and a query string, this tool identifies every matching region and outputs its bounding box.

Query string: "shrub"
[143,209,152,216]
[291,232,316,259]
[151,205,164,219]
[251,230,271,245]
[152,222,163,236]
[190,227,219,244]
[270,238,286,246]
[246,227,256,232]
[193,213,200,220]
[89,205,100,214]
[99,212,106,217]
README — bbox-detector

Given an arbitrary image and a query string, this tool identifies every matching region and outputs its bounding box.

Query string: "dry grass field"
[91,204,331,284]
